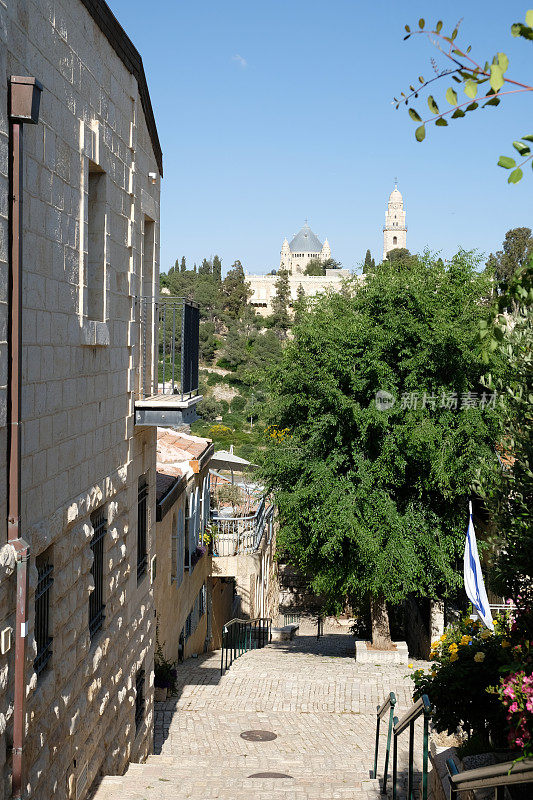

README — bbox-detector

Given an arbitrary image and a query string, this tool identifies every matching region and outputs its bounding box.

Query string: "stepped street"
[92,633,427,800]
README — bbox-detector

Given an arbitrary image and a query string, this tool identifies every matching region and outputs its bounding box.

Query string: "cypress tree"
[212,254,222,282]
[180,256,186,272]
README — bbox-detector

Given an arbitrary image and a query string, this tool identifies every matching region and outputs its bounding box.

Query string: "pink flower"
[509,702,519,713]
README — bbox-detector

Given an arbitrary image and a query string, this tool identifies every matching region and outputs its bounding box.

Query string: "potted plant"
[154,623,177,701]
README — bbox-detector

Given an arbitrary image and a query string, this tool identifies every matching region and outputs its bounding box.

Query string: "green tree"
[270,268,291,337]
[486,227,533,285]
[304,257,341,276]
[363,249,375,273]
[261,252,501,646]
[304,258,325,276]
[384,247,412,264]
[477,259,533,606]
[180,256,186,272]
[397,12,533,183]
[212,254,222,282]
[222,260,252,319]
[198,258,212,276]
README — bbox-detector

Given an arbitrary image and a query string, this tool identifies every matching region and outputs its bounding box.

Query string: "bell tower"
[383,182,407,260]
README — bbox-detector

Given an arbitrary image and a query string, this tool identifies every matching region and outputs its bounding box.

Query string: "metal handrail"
[211,499,273,556]
[392,694,432,800]
[220,616,272,675]
[372,691,397,793]
[447,757,533,798]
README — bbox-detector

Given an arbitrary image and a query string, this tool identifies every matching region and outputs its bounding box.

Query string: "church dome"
[289,223,323,253]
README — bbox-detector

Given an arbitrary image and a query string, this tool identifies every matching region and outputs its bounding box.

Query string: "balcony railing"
[139,296,199,400]
[135,296,201,426]
[211,497,273,556]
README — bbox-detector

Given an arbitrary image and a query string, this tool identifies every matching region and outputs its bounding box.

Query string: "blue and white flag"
[464,501,494,631]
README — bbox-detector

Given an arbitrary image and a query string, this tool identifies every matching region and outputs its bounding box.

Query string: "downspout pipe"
[8,76,42,800]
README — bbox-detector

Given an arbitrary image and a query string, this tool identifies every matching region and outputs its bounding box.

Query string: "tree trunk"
[370,593,393,649]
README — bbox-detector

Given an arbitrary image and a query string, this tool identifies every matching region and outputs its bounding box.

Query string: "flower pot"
[154,686,168,702]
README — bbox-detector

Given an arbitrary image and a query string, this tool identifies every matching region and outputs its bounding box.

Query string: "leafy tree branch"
[395,11,533,182]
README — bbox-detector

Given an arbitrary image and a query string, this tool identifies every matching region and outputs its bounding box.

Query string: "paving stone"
[91,634,429,799]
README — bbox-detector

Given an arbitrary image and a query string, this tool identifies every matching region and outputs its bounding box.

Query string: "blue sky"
[108,0,532,275]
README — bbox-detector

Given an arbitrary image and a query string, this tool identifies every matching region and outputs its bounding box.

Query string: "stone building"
[154,429,229,666]
[0,2,196,799]
[247,223,350,316]
[279,222,331,275]
[382,183,407,260]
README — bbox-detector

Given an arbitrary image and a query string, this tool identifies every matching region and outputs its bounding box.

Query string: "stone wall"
[154,464,214,666]
[210,578,234,650]
[0,1,161,797]
[212,518,277,620]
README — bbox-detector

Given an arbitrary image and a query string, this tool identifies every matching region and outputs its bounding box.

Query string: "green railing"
[392,694,432,800]
[220,617,272,675]
[372,692,397,793]
[447,756,533,799]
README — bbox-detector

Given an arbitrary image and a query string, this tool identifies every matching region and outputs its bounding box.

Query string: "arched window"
[393,236,398,245]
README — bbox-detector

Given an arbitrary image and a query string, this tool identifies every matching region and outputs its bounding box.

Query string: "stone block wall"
[0,0,161,797]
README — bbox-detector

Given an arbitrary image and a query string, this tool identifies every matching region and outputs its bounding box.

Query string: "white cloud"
[232,54,247,68]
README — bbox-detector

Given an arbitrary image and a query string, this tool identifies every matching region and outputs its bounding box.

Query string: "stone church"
[247,185,408,315]
[279,223,332,274]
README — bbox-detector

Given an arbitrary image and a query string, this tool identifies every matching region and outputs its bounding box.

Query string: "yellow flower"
[450,652,459,662]
[440,634,447,642]
[431,640,440,649]
[408,663,413,668]
[480,629,492,640]
[448,643,458,653]
[431,669,437,677]
[460,635,471,646]
[474,651,485,662]
[501,640,511,648]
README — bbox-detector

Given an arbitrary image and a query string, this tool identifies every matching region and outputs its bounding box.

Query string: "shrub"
[412,613,513,744]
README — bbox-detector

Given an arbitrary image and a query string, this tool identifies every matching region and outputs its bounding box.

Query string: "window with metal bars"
[185,611,192,639]
[34,550,53,678]
[137,476,148,581]
[135,667,145,732]
[89,508,106,639]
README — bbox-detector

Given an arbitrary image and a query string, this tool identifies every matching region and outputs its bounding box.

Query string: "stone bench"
[271,624,299,642]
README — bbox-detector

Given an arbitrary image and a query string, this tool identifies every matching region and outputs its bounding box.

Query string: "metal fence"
[139,296,200,399]
[211,499,273,556]
[220,617,272,675]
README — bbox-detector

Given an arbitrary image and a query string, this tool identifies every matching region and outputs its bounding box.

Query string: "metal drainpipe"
[8,76,42,800]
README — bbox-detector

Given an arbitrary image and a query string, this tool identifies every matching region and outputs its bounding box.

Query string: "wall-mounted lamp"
[148,171,157,185]
[9,76,43,124]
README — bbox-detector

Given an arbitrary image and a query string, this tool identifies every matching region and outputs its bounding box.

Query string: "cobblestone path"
[92,634,427,799]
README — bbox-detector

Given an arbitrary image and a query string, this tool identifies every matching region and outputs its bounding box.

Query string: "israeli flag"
[464,501,494,631]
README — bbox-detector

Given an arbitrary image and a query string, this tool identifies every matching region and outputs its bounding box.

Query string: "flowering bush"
[489,670,533,757]
[412,613,514,744]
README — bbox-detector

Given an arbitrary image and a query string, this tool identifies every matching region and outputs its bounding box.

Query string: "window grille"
[185,611,192,639]
[135,667,145,732]
[34,553,53,677]
[89,508,106,638]
[137,476,148,581]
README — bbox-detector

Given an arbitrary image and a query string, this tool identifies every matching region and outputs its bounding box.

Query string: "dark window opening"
[393,236,398,245]
[89,507,106,638]
[135,667,145,732]
[34,551,53,678]
[137,476,148,581]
